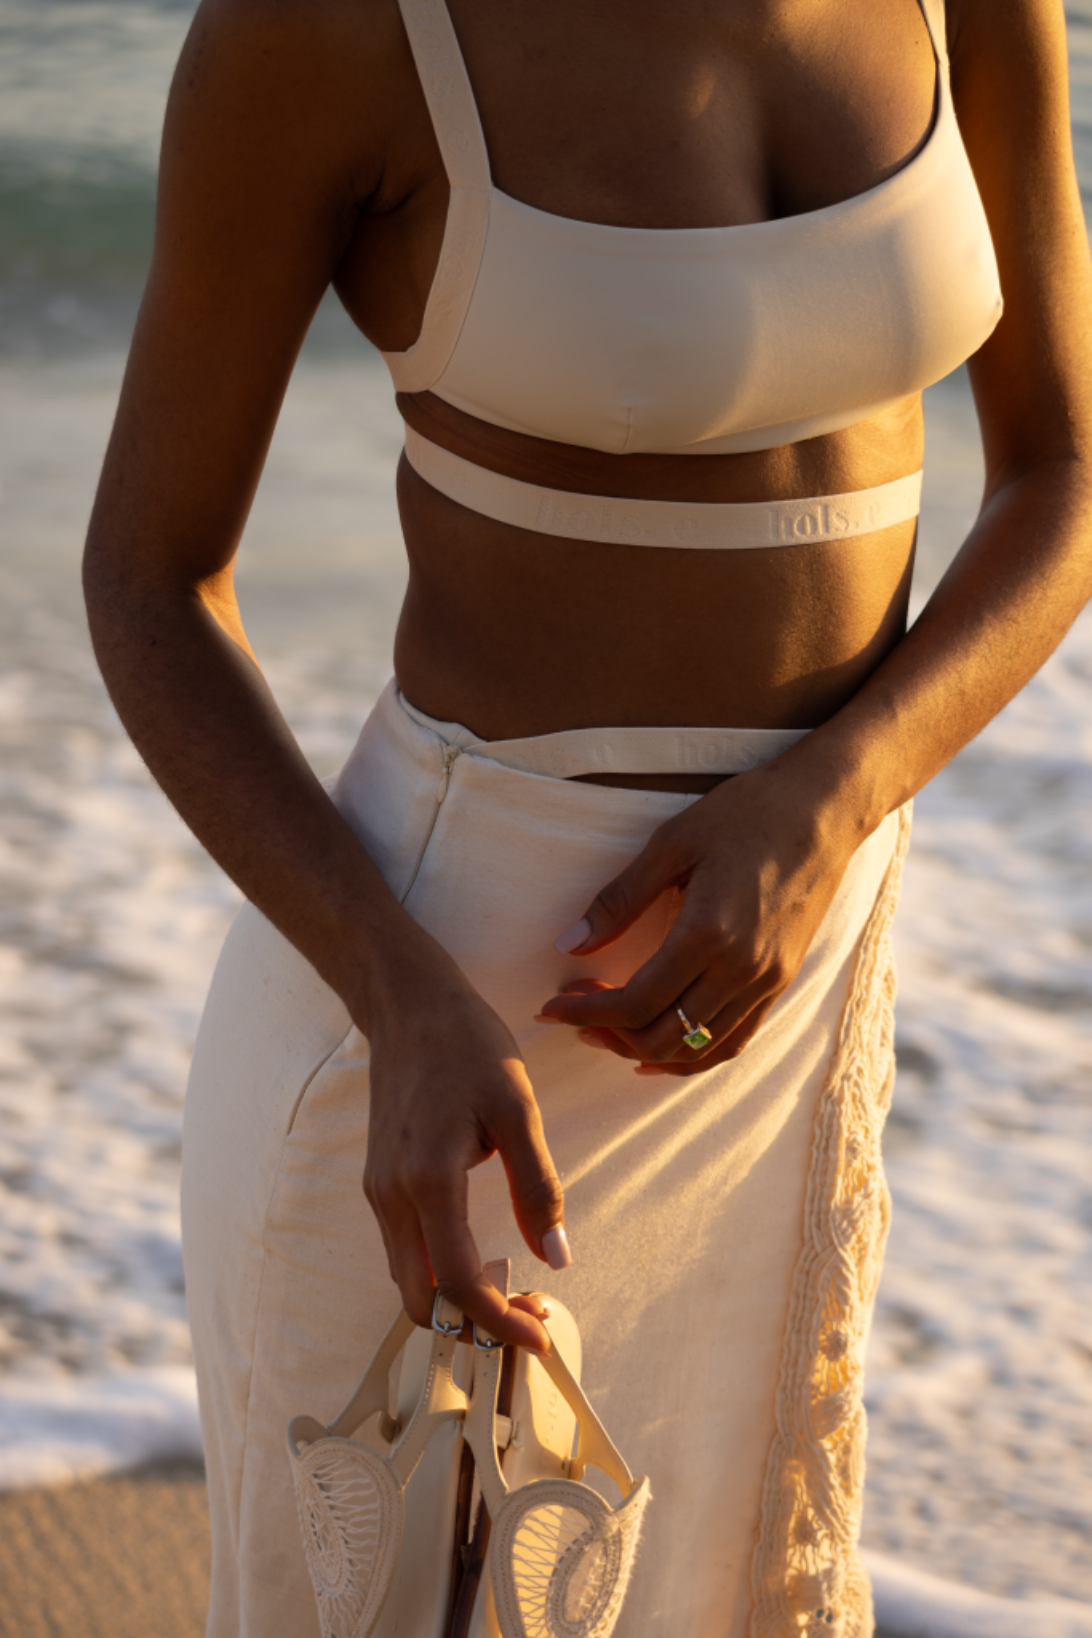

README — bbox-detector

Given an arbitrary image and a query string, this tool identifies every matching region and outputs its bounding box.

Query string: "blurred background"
[0,0,1091,1619]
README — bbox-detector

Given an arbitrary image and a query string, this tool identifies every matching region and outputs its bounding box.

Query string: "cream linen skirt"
[182,680,909,1638]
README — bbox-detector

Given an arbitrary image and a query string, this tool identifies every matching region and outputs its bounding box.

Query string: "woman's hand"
[538,753,861,1075]
[362,941,568,1350]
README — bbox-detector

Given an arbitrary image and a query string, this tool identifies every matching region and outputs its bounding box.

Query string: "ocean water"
[1,0,1091,1623]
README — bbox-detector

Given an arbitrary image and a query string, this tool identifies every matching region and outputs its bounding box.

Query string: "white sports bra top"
[383,0,1003,460]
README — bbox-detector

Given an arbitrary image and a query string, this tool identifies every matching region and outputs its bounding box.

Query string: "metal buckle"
[431,1291,463,1335]
[473,1324,503,1352]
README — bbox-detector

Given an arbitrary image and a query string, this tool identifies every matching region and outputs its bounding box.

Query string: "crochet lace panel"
[749,807,911,1638]
[491,1477,651,1638]
[290,1438,403,1638]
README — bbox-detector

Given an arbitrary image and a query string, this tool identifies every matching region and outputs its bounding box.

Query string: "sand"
[0,1463,210,1638]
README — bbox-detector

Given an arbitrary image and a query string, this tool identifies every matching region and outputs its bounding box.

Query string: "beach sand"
[0,1463,210,1638]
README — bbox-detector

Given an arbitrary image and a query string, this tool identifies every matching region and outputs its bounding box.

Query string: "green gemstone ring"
[677,1008,713,1051]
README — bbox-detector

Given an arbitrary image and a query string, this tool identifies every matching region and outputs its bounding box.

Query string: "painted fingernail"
[553,919,591,955]
[533,1014,564,1025]
[542,1225,573,1271]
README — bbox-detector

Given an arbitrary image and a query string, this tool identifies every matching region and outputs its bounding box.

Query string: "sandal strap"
[325,1307,417,1442]
[538,1337,636,1495]
[388,1327,468,1483]
[462,1342,509,1515]
[460,1313,637,1509]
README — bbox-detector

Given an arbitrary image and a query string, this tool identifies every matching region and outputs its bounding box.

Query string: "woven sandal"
[287,1272,650,1638]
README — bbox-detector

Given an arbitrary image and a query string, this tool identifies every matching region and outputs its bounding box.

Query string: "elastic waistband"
[404,428,923,550]
[397,690,808,778]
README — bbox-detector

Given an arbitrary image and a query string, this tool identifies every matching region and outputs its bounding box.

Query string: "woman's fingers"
[383,1180,554,1346]
[510,1293,551,1322]
[539,977,641,1060]
[542,942,791,1066]
[633,991,782,1075]
[412,1169,552,1351]
[552,829,682,956]
[493,1081,571,1274]
[623,965,782,1062]
[581,976,772,1066]
[366,1053,559,1350]
[541,932,712,1035]
[364,1180,436,1327]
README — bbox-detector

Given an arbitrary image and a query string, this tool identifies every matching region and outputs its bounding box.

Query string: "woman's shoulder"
[166,0,414,150]
[179,0,403,62]
[161,0,423,210]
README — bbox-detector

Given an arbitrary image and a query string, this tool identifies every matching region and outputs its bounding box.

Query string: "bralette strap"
[916,0,949,65]
[395,0,491,190]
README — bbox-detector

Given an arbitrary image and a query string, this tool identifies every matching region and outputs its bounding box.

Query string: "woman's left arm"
[539,0,1092,1070]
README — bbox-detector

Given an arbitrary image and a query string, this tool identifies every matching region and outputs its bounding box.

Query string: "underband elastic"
[404,428,923,550]
[397,690,809,778]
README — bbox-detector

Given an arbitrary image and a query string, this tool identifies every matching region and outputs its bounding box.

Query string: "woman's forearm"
[82,548,445,1028]
[793,453,1092,848]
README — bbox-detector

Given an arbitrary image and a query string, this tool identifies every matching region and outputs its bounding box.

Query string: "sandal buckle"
[432,1291,463,1335]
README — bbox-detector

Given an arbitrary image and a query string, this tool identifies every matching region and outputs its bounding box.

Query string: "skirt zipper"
[399,744,462,905]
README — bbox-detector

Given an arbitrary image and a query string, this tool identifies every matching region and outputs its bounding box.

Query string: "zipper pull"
[436,744,460,803]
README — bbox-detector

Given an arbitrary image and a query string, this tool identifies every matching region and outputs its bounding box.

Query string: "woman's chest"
[341,0,943,353]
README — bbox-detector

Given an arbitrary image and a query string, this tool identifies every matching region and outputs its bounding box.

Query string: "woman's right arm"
[83,0,559,1348]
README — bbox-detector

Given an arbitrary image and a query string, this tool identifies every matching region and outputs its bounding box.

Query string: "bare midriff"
[391,390,922,793]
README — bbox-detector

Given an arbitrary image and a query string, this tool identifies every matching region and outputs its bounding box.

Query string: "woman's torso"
[327,0,994,781]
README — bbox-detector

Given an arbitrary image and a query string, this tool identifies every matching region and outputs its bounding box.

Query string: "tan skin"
[84,0,1092,1353]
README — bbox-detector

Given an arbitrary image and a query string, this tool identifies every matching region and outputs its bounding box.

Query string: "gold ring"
[677,1007,713,1051]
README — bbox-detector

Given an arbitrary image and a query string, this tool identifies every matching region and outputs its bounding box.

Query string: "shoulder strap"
[917,0,948,64]
[395,0,491,190]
